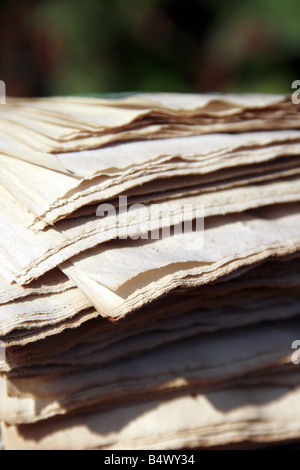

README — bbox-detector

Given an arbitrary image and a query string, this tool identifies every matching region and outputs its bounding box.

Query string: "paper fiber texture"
[4,383,300,450]
[1,318,298,424]
[7,286,299,375]
[0,287,92,337]
[61,203,300,320]
[0,270,74,305]
[0,94,293,155]
[0,128,299,228]
[1,93,300,451]
[3,256,299,358]
[1,171,299,284]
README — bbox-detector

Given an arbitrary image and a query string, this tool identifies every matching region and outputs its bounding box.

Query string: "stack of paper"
[0,93,299,450]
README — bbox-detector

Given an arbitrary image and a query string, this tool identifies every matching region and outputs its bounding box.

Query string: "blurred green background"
[0,0,299,97]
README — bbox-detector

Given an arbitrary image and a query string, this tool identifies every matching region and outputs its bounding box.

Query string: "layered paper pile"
[0,93,300,450]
